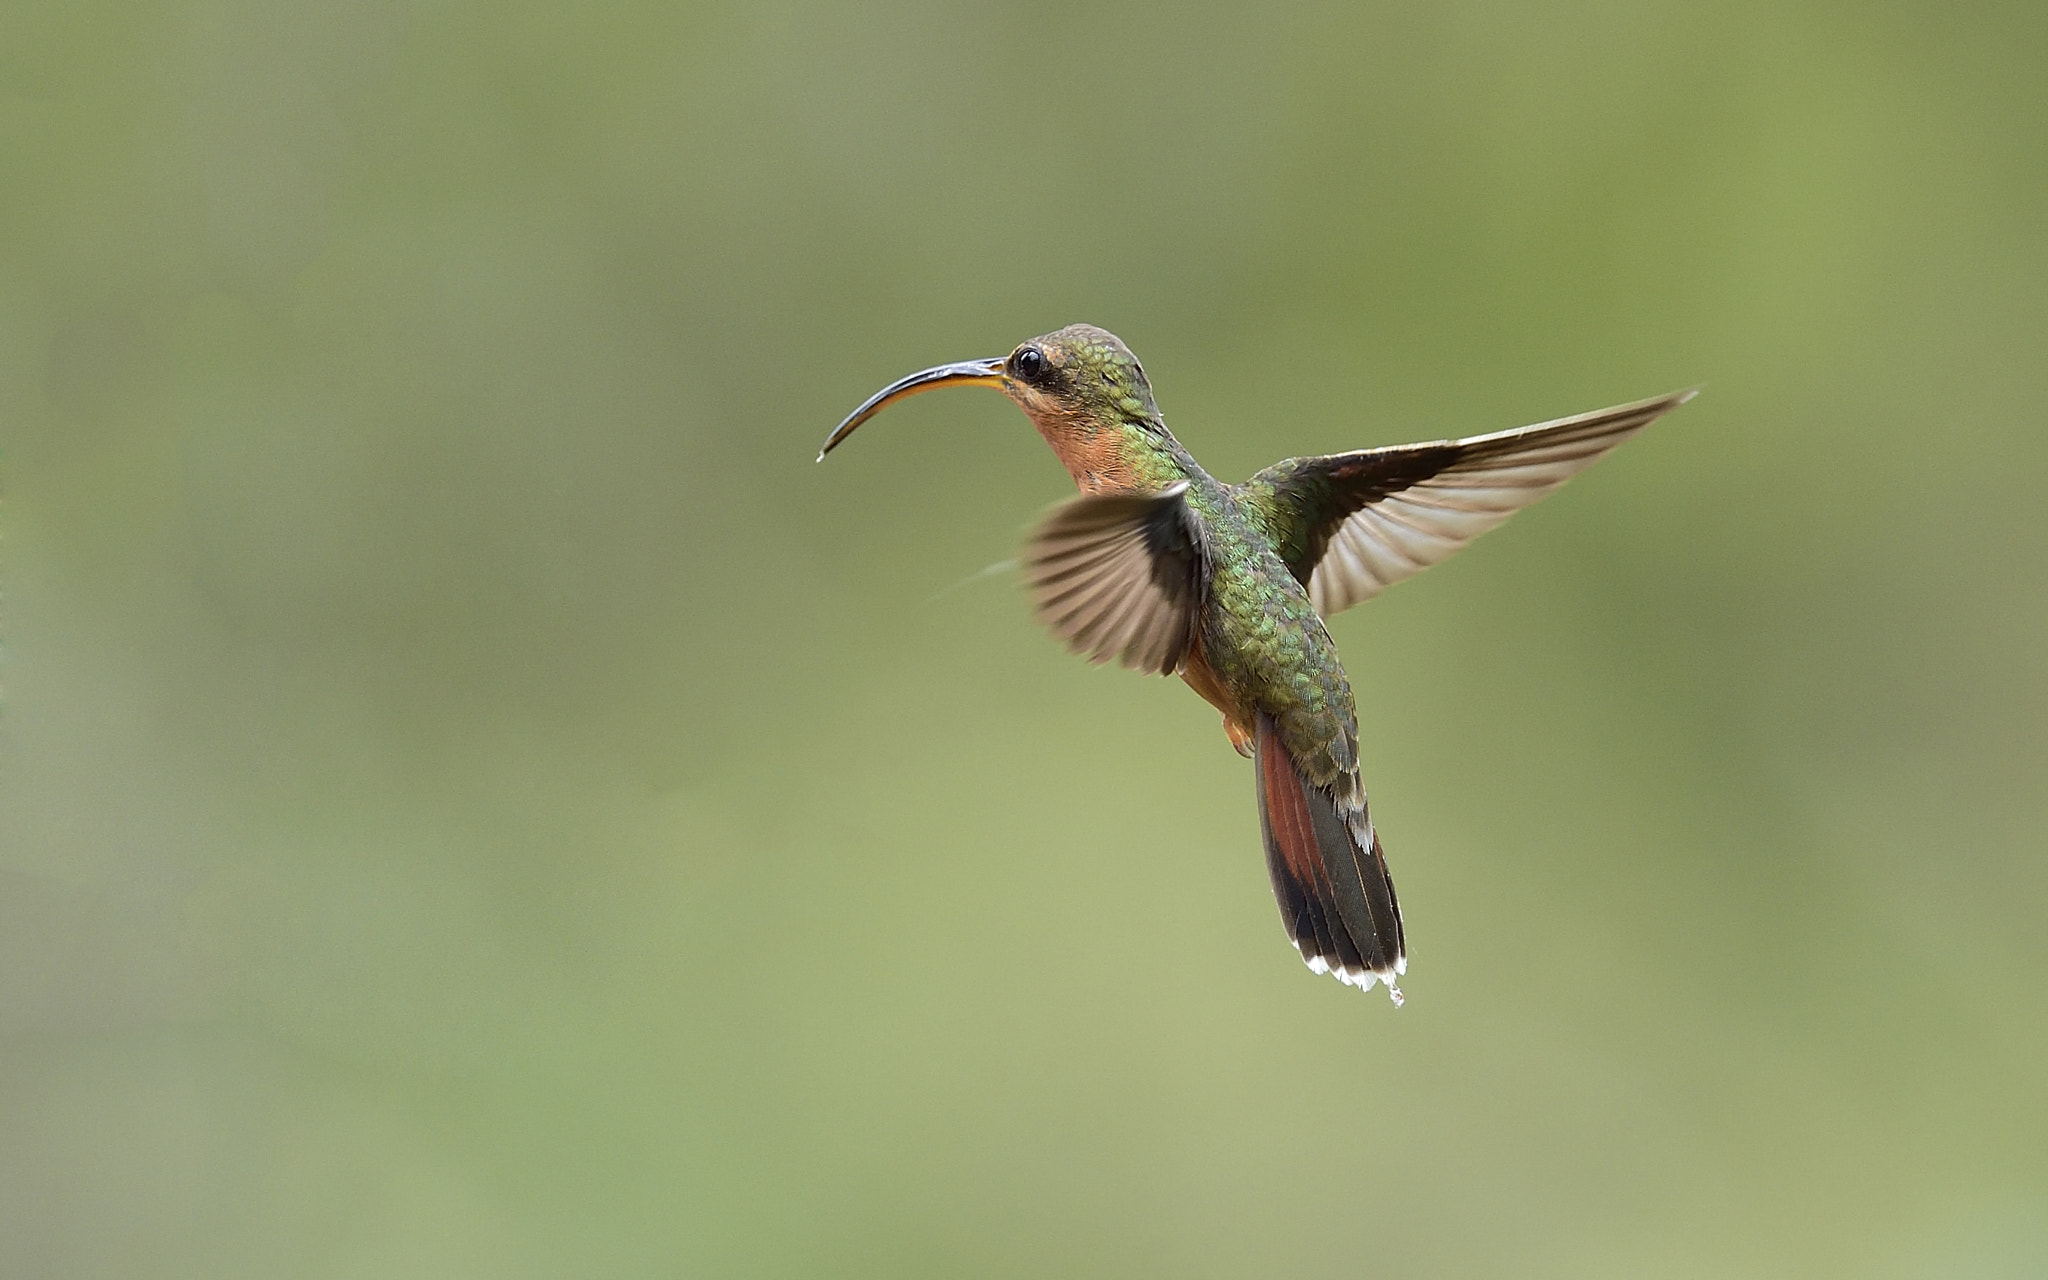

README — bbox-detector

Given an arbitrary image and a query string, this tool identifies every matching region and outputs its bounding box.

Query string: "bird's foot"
[1224,716,1254,758]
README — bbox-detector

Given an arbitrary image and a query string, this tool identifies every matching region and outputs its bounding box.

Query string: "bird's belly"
[1200,561,1360,788]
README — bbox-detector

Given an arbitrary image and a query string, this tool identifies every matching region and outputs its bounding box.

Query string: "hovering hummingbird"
[820,324,1692,1004]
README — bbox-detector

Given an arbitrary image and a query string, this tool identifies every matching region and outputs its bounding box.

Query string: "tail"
[1254,712,1407,1003]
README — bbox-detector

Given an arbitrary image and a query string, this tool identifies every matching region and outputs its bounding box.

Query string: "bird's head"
[817,323,1161,460]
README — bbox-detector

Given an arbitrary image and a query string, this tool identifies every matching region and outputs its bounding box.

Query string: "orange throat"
[1015,401,1145,495]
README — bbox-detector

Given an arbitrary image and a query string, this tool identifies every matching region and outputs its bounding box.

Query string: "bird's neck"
[1022,405,1191,496]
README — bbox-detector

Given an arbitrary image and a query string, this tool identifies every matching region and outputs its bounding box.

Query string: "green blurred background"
[4,1,2045,1275]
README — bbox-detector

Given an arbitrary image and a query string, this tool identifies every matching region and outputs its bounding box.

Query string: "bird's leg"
[1222,716,1255,758]
[1178,644,1256,758]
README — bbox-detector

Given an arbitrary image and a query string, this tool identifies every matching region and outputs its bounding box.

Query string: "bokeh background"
[4,1,2045,1275]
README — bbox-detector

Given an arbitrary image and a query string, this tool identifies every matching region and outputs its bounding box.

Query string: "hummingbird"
[820,324,1692,1004]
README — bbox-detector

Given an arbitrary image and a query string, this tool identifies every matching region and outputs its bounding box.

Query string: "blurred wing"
[1249,390,1694,617]
[1022,482,1208,675]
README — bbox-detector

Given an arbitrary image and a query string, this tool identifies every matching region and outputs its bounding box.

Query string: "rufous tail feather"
[1253,713,1406,1002]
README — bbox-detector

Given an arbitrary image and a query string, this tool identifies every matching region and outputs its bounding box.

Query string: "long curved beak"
[817,357,1007,461]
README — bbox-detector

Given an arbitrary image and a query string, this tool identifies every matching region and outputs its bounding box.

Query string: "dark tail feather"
[1254,713,1406,1003]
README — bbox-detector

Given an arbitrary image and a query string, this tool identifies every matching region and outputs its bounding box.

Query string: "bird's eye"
[1011,346,1047,382]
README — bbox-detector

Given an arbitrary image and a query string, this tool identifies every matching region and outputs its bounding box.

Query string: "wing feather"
[1245,390,1695,618]
[1020,482,1208,675]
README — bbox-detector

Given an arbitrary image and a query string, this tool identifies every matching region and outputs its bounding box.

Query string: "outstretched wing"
[1243,390,1695,618]
[1021,482,1209,675]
